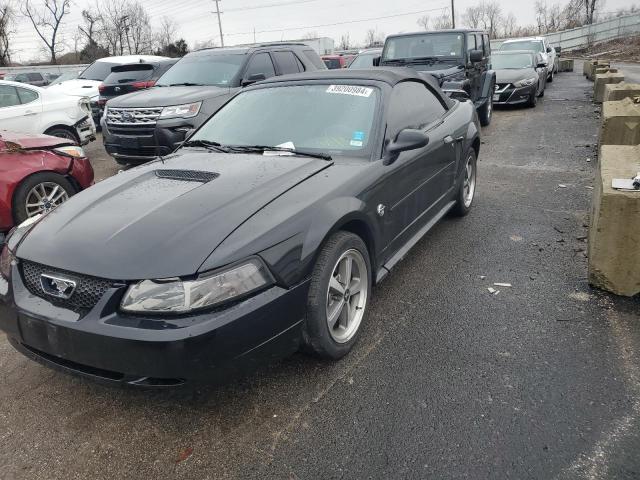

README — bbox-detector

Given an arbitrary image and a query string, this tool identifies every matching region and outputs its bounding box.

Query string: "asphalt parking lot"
[1,67,639,480]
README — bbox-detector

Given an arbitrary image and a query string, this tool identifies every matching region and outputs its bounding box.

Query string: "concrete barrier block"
[587,62,613,81]
[594,72,625,103]
[600,96,640,146]
[588,144,640,296]
[603,83,640,102]
[559,59,574,72]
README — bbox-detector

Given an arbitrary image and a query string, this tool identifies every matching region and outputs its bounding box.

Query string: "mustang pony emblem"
[40,274,77,299]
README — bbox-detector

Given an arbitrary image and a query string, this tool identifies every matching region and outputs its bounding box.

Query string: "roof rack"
[255,42,307,48]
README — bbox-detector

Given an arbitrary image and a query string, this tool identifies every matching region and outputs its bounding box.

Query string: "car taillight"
[132,80,156,89]
[98,83,106,93]
[98,99,106,106]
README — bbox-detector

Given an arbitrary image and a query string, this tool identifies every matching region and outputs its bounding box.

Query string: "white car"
[47,55,170,123]
[499,37,558,82]
[0,80,96,145]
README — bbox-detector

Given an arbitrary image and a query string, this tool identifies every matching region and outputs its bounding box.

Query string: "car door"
[376,81,456,253]
[0,84,42,133]
[466,34,481,99]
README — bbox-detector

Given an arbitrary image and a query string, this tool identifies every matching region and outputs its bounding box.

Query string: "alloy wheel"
[325,249,368,343]
[25,182,69,217]
[463,154,476,208]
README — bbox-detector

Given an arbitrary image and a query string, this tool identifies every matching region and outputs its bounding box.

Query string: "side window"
[17,87,39,104]
[27,73,43,82]
[467,34,477,56]
[273,51,300,75]
[303,49,326,69]
[0,85,21,108]
[15,73,28,82]
[483,34,490,56]
[387,82,446,139]
[475,34,484,56]
[294,54,306,71]
[245,52,276,79]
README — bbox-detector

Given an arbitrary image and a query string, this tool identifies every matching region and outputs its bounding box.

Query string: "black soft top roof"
[259,68,455,108]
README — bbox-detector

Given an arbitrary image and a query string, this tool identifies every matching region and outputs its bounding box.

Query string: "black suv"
[377,29,495,126]
[102,43,327,164]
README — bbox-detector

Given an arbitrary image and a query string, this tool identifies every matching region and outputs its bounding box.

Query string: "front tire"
[44,127,79,145]
[302,231,371,360]
[12,172,76,225]
[451,149,477,217]
[528,89,538,108]
[547,69,554,83]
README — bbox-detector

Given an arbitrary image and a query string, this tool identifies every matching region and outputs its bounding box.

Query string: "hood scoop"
[155,169,219,183]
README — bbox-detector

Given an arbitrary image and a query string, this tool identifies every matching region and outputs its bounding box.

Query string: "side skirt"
[375,200,456,284]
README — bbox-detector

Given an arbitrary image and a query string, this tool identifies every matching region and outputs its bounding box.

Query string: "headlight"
[120,258,273,314]
[0,244,14,279]
[54,146,85,158]
[514,77,538,87]
[159,102,202,120]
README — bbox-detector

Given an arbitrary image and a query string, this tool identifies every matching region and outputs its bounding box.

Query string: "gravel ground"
[1,66,639,480]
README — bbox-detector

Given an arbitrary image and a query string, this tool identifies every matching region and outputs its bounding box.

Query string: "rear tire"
[547,69,554,83]
[12,172,76,225]
[44,127,79,145]
[302,231,371,360]
[478,95,493,127]
[451,149,477,217]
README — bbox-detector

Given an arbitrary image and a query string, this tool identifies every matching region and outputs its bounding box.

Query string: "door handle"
[24,111,37,116]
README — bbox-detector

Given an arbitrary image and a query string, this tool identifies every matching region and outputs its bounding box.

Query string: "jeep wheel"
[478,96,492,127]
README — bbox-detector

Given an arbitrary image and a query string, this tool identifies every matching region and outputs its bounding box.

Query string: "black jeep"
[376,29,495,126]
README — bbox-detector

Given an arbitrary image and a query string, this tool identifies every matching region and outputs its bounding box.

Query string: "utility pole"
[214,0,224,47]
[451,0,456,28]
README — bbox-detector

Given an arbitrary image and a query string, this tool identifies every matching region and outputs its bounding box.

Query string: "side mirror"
[555,46,562,54]
[546,47,552,53]
[383,128,429,165]
[241,73,266,87]
[537,63,546,69]
[373,56,381,67]
[469,50,483,63]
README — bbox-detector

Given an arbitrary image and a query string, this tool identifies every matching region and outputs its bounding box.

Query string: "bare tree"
[339,33,350,50]
[501,12,517,37]
[79,8,101,45]
[0,1,13,66]
[301,31,319,40]
[157,16,178,51]
[22,0,70,64]
[584,0,603,24]
[462,5,484,28]
[417,14,430,30]
[482,1,503,38]
[432,11,453,30]
[124,2,154,54]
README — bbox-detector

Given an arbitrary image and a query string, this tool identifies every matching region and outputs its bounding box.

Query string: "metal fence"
[492,12,640,52]
[0,64,88,75]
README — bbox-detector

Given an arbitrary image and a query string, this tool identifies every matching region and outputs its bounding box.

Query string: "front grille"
[155,169,219,183]
[21,261,117,311]
[108,126,156,136]
[106,107,163,126]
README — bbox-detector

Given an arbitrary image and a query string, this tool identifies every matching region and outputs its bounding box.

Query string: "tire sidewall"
[452,149,477,216]
[304,232,372,359]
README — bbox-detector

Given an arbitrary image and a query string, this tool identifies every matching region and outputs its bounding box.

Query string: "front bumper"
[101,117,197,164]
[493,84,536,105]
[74,116,96,146]
[0,262,309,386]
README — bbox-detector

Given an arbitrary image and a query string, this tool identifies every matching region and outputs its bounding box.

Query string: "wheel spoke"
[48,185,59,201]
[338,301,350,329]
[327,298,344,328]
[340,256,352,286]
[349,277,362,294]
[51,191,67,204]
[329,275,345,295]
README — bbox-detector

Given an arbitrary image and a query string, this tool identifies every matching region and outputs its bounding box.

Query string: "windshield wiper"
[381,58,407,65]
[225,145,332,161]
[182,139,229,152]
[167,82,205,87]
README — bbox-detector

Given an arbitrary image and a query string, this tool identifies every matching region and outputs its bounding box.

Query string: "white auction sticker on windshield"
[326,85,373,97]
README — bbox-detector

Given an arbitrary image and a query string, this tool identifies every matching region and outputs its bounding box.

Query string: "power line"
[224,5,449,36]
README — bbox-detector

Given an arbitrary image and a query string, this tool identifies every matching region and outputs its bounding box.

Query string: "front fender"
[479,70,496,101]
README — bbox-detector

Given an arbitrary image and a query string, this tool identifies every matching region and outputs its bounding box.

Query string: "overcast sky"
[10,0,633,62]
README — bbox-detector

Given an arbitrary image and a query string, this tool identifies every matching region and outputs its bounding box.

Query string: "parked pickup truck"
[376,29,496,126]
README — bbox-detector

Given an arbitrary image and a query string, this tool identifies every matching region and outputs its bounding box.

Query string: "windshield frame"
[500,40,545,54]
[491,52,536,70]
[381,33,465,63]
[156,52,246,88]
[186,80,386,162]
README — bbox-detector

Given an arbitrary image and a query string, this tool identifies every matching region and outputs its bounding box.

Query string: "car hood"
[495,68,537,85]
[47,79,100,98]
[0,131,74,149]
[16,151,333,280]
[107,85,233,108]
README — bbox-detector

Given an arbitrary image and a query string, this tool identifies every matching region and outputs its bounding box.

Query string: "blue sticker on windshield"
[352,131,365,141]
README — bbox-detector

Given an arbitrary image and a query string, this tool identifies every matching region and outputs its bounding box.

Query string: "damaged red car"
[0,131,94,237]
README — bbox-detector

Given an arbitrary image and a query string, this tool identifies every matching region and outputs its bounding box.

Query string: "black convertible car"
[0,69,480,386]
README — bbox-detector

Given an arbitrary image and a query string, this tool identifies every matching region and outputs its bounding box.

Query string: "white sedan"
[0,80,96,145]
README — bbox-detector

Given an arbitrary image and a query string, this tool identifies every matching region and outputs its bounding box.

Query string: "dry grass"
[571,35,640,62]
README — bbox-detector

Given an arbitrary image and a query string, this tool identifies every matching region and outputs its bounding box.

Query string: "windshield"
[79,61,118,81]
[500,40,544,53]
[382,33,464,61]
[104,66,154,84]
[349,52,379,69]
[191,84,379,157]
[156,53,244,87]
[492,53,535,69]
